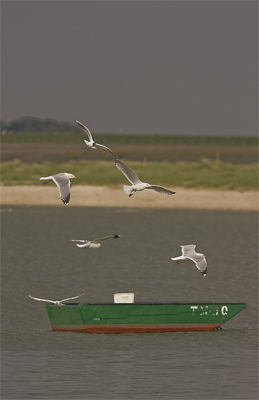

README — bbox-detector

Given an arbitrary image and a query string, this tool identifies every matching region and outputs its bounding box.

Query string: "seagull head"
[64,173,77,180]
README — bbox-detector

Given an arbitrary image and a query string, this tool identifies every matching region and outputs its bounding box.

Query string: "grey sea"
[1,206,258,400]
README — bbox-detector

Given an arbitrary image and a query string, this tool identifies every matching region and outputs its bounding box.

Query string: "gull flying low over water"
[171,245,207,276]
[71,235,120,249]
[115,159,175,197]
[39,173,77,205]
[28,292,85,307]
[75,120,118,158]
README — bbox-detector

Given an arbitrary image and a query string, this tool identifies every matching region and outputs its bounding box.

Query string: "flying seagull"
[39,172,77,205]
[71,234,120,249]
[75,120,118,158]
[171,245,207,276]
[115,159,175,197]
[28,292,85,307]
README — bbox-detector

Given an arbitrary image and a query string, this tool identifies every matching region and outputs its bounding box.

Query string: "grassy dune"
[1,159,258,191]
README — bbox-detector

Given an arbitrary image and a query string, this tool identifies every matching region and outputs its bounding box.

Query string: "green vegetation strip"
[1,132,257,146]
[1,160,258,190]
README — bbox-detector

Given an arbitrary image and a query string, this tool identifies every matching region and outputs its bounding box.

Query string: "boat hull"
[46,302,247,334]
[50,323,223,333]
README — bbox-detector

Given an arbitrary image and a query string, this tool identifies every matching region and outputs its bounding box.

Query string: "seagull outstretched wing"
[146,185,175,195]
[28,295,54,303]
[91,235,120,243]
[115,160,142,185]
[75,120,93,141]
[95,143,118,159]
[59,292,85,302]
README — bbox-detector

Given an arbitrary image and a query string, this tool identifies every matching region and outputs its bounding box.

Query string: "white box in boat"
[113,293,135,303]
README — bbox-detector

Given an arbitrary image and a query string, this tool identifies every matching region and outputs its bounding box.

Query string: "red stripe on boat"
[51,323,222,333]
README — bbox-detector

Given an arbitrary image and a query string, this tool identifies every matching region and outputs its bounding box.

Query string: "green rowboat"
[46,302,247,333]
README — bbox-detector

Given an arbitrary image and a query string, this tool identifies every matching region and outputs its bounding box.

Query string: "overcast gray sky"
[1,1,258,135]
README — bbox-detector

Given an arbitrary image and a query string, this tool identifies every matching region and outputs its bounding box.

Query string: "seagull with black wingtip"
[115,159,176,197]
[39,172,77,205]
[71,234,120,249]
[171,244,208,276]
[75,120,118,159]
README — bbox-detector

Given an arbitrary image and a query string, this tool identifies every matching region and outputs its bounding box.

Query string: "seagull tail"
[83,140,91,149]
[123,185,134,196]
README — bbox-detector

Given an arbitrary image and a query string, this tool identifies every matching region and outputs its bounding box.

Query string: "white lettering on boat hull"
[190,305,228,316]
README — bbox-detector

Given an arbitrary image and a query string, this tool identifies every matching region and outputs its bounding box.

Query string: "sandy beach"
[0,185,257,211]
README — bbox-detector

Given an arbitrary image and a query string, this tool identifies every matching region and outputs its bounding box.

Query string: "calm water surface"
[1,206,258,399]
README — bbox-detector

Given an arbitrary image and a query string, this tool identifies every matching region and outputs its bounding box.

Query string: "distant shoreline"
[0,185,257,211]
